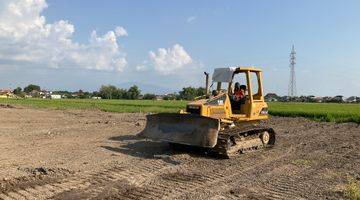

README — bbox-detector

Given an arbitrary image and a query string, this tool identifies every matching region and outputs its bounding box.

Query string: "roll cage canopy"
[211,66,264,103]
[212,67,262,83]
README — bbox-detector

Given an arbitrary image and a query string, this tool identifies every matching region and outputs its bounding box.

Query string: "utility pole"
[288,45,297,96]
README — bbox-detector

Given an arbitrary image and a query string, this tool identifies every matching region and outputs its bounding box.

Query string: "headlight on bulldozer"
[260,107,268,115]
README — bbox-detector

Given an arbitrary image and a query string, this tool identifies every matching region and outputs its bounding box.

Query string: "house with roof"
[345,96,359,103]
[264,93,279,102]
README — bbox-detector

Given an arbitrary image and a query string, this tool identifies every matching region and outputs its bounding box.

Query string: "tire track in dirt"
[52,157,189,199]
[2,116,357,200]
[81,119,311,199]
[54,156,226,199]
[191,132,360,200]
[258,161,342,200]
[173,124,334,200]
[0,135,301,199]
[0,157,183,200]
[260,173,311,200]
[96,144,297,200]
[170,147,299,200]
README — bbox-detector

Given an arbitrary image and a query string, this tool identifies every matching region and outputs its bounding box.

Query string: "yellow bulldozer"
[139,66,276,158]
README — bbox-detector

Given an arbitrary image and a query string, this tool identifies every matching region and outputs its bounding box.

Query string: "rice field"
[268,102,360,123]
[0,98,359,123]
[0,98,186,113]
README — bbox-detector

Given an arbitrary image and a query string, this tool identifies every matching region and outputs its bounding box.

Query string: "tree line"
[97,85,206,100]
[11,84,206,100]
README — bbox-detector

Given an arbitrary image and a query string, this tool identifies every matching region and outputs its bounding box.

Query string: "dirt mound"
[0,104,14,108]
[0,167,72,194]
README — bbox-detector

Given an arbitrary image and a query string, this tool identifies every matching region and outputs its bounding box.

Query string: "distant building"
[345,96,359,103]
[300,95,316,102]
[322,96,332,103]
[0,94,9,98]
[163,93,177,100]
[0,89,14,98]
[92,96,101,99]
[264,93,279,102]
[332,95,344,103]
[156,95,164,100]
[278,95,300,102]
[50,94,62,99]
[314,97,323,103]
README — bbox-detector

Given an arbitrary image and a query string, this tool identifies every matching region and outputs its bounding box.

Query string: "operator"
[233,82,246,102]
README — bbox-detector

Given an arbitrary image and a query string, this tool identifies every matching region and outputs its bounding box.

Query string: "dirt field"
[0,106,359,200]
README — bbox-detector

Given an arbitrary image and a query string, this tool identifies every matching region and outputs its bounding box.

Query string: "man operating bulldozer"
[231,82,246,110]
[233,82,246,101]
[139,66,276,158]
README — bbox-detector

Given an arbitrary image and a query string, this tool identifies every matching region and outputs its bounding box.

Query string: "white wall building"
[50,94,62,99]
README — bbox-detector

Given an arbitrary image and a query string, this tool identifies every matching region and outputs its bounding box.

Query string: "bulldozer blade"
[138,113,220,148]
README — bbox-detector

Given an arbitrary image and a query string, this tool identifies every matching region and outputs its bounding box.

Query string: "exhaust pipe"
[204,72,209,97]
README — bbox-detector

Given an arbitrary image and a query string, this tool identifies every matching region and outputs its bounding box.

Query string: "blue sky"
[0,0,359,96]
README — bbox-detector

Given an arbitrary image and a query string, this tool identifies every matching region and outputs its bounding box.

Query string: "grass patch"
[345,180,360,200]
[291,159,313,167]
[268,102,360,123]
[0,98,187,113]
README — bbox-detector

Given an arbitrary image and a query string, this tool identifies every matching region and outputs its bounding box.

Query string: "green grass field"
[268,102,360,123]
[0,98,187,113]
[0,98,359,123]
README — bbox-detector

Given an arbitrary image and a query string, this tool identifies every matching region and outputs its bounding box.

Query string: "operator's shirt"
[234,90,245,100]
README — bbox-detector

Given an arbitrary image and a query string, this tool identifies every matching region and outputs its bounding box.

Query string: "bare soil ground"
[0,106,359,200]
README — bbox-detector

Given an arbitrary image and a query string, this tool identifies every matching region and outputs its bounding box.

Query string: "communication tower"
[288,45,297,96]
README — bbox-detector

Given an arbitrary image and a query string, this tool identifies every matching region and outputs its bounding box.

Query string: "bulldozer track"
[0,158,184,200]
[260,176,310,200]
[213,125,276,158]
[60,159,220,199]
[258,164,332,200]
[189,146,356,200]
[53,159,194,199]
[172,145,300,200]
[0,143,299,200]
[90,145,299,200]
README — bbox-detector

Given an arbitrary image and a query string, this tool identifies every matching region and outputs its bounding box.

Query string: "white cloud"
[187,16,196,23]
[149,44,192,75]
[115,26,128,37]
[136,61,148,71]
[0,0,127,72]
[136,64,146,71]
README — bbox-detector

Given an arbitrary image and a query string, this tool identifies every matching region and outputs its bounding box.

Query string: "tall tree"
[143,93,156,100]
[99,85,117,99]
[179,87,197,100]
[13,87,22,95]
[13,87,25,98]
[126,85,140,99]
[23,84,41,93]
[178,87,206,100]
[196,87,206,96]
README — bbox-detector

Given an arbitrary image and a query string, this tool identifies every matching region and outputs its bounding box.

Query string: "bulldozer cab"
[211,67,268,121]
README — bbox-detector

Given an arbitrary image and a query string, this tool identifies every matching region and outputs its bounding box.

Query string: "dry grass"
[345,180,360,200]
